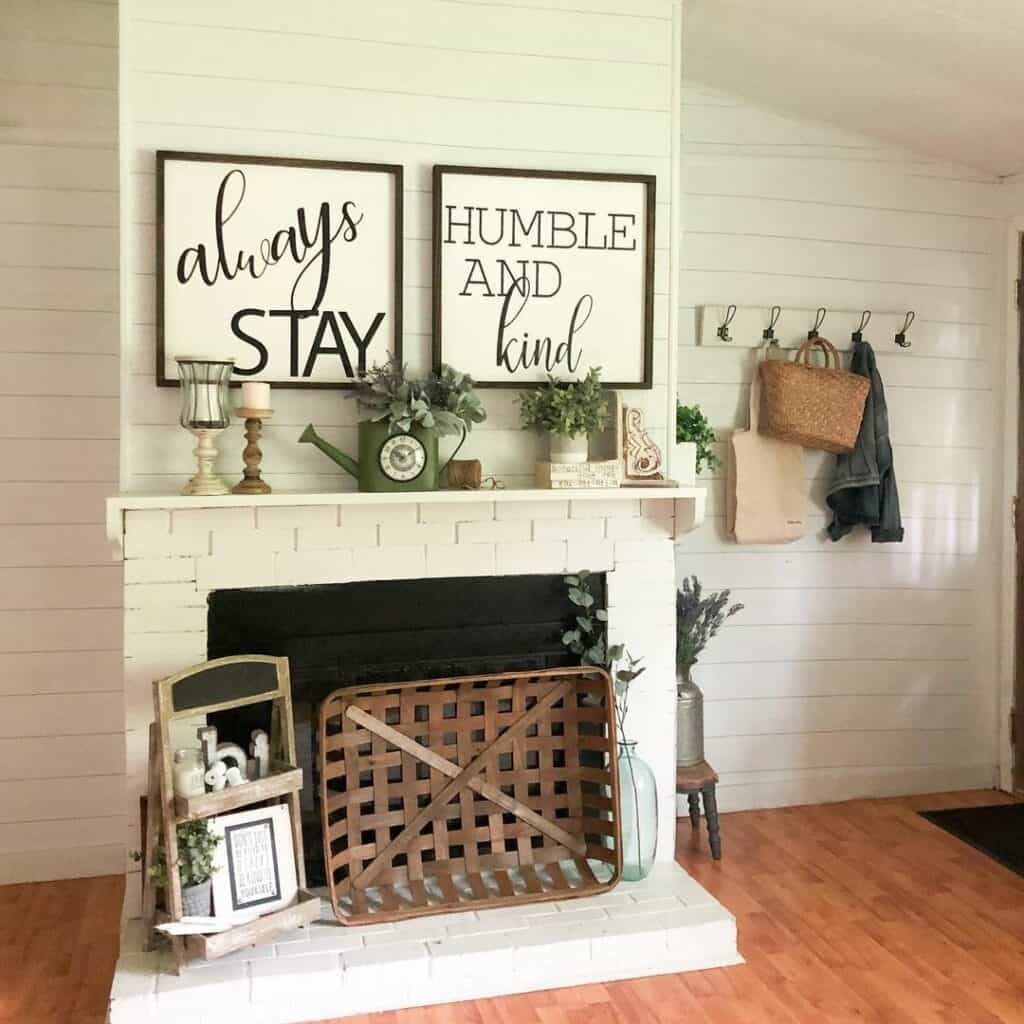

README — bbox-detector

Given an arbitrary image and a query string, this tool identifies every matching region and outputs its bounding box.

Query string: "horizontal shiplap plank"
[0,524,113,567]
[0,814,126,855]
[705,694,973,738]
[0,843,124,884]
[133,71,670,158]
[131,0,672,64]
[712,763,994,814]
[0,651,122,696]
[706,728,974,774]
[0,223,118,270]
[676,551,974,591]
[0,82,116,144]
[0,774,124,823]
[130,20,670,110]
[0,309,117,354]
[0,396,118,439]
[0,609,120,651]
[681,153,1002,219]
[0,266,117,313]
[0,39,117,89]
[0,186,118,227]
[703,587,973,627]
[0,439,117,481]
[683,233,993,291]
[0,353,118,396]
[0,143,116,191]
[0,733,123,780]
[698,623,970,664]
[682,193,997,254]
[0,692,123,738]
[692,659,973,700]
[1,0,116,48]
[0,483,110,524]
[0,567,121,610]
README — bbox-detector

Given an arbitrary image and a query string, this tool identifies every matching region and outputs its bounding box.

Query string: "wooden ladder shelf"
[141,655,319,973]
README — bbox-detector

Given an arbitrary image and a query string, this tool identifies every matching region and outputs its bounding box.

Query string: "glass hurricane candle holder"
[176,357,234,496]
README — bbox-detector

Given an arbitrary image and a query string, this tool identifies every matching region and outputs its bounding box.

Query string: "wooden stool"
[676,760,721,860]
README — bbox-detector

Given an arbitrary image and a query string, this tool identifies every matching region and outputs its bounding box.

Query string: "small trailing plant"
[675,403,719,474]
[676,575,743,684]
[356,360,486,437]
[519,367,609,439]
[133,819,221,890]
[561,570,646,742]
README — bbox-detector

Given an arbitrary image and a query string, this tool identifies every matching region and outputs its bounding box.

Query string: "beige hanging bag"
[758,337,870,454]
[729,348,806,544]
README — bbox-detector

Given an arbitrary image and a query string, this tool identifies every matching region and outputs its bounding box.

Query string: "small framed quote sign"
[157,150,403,388]
[432,165,655,389]
[211,805,298,919]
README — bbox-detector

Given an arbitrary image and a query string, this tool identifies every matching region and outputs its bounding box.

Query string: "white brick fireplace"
[106,487,739,1022]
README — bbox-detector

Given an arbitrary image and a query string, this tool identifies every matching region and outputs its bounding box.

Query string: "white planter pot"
[674,441,697,486]
[549,434,589,464]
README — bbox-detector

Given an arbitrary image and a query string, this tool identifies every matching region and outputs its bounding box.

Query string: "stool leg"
[703,784,721,860]
[687,792,700,830]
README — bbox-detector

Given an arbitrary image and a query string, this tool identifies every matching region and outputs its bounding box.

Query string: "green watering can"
[299,420,449,493]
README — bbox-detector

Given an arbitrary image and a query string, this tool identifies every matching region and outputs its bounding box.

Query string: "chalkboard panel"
[171,658,279,713]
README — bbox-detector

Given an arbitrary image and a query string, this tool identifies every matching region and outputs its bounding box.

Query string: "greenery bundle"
[561,570,645,742]
[140,819,221,890]
[676,575,743,674]
[519,367,609,439]
[356,360,486,437]
[675,403,719,474]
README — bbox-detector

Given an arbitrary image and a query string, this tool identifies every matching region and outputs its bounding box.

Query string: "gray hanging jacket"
[826,339,904,543]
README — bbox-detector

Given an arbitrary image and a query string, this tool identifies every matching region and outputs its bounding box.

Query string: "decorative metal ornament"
[622,405,663,479]
[176,357,234,496]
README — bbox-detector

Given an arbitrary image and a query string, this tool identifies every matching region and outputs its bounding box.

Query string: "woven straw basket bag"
[758,337,870,454]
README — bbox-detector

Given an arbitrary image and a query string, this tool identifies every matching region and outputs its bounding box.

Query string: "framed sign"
[432,165,655,389]
[211,805,298,919]
[157,150,403,389]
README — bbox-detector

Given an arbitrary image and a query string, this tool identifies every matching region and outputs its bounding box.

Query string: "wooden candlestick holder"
[232,407,272,495]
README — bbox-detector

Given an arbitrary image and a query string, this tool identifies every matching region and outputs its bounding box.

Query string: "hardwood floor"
[3,791,1023,1023]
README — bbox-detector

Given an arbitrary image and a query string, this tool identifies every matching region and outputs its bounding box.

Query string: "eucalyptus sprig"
[356,360,486,437]
[561,570,646,742]
[675,403,719,474]
[132,819,220,890]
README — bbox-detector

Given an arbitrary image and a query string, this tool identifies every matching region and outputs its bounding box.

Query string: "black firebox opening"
[205,572,605,886]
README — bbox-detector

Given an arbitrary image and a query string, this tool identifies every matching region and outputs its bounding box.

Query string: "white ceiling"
[683,0,1024,178]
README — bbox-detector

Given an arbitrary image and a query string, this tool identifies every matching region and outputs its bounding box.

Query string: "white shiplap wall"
[677,83,1006,811]
[120,0,678,493]
[0,0,123,883]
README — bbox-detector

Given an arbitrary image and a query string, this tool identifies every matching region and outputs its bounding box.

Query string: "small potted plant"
[138,819,221,917]
[675,403,718,486]
[519,367,609,464]
[676,576,742,767]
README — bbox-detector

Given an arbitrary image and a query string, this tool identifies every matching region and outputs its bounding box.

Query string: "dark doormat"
[920,803,1024,878]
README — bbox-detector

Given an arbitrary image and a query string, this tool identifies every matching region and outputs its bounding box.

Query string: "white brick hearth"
[110,864,740,1024]
[107,487,738,1021]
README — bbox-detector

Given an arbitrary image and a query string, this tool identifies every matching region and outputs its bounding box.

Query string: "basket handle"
[795,337,840,369]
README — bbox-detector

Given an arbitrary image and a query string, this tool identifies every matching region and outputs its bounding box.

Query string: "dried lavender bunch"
[676,575,743,671]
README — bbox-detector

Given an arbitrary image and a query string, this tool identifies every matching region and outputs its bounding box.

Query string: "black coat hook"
[895,311,914,348]
[717,303,738,342]
[808,306,827,339]
[852,310,871,342]
[763,305,782,344]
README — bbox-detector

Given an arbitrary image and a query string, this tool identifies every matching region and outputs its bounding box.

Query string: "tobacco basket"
[318,667,621,924]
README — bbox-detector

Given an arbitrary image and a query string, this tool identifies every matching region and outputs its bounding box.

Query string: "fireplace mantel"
[105,486,706,559]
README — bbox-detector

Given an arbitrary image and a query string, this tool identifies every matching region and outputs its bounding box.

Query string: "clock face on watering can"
[378,433,427,482]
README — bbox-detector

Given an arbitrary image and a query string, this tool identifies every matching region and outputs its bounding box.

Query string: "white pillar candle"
[240,381,271,411]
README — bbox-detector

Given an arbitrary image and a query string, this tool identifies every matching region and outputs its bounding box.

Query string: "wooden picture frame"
[156,150,404,389]
[432,164,656,389]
